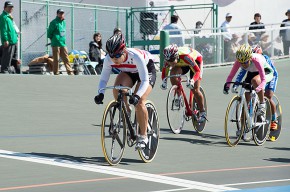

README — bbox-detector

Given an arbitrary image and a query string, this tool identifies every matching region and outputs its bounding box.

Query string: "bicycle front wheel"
[253,98,271,146]
[192,86,207,133]
[224,95,245,147]
[166,85,185,134]
[268,94,282,142]
[138,100,160,163]
[101,100,126,165]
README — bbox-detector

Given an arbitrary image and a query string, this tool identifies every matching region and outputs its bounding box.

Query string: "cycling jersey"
[98,48,155,97]
[235,54,278,92]
[226,53,274,93]
[161,47,203,82]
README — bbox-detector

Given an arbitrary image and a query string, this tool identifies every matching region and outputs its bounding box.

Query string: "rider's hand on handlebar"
[129,95,140,106]
[160,81,167,90]
[186,79,194,89]
[223,86,229,95]
[94,93,104,104]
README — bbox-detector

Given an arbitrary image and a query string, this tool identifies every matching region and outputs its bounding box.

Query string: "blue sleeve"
[235,68,247,83]
[263,55,278,77]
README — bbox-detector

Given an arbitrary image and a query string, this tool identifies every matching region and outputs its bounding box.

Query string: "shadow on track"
[26,152,142,166]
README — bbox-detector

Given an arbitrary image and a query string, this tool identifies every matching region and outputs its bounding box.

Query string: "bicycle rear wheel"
[224,95,245,147]
[166,85,185,134]
[101,100,126,165]
[268,94,282,142]
[192,86,207,133]
[138,100,160,163]
[253,98,271,146]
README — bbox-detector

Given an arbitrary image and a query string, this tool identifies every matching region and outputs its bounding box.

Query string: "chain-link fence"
[20,0,129,66]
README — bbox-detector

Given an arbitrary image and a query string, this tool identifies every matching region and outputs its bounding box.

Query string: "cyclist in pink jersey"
[223,44,274,120]
[94,34,156,150]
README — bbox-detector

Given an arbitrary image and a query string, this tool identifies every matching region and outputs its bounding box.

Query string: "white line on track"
[150,187,195,192]
[224,178,290,186]
[0,149,238,192]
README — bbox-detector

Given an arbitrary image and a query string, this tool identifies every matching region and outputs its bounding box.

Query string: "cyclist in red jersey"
[161,44,207,122]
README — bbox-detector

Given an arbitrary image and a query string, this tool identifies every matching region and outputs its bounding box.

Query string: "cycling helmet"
[106,33,126,58]
[163,44,178,61]
[236,44,252,63]
[252,45,263,54]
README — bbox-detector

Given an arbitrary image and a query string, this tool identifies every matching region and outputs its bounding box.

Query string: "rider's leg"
[265,89,278,130]
[133,83,153,136]
[193,79,205,112]
[113,72,134,113]
[251,75,267,120]
[265,89,276,118]
[251,75,264,103]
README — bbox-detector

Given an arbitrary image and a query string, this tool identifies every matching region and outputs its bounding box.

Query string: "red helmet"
[252,45,263,54]
[106,33,126,58]
[163,44,178,61]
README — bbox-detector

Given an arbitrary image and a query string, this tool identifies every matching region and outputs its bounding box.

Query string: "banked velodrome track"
[0,59,289,192]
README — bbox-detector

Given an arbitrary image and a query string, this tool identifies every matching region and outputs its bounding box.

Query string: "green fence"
[20,0,217,69]
[20,0,129,66]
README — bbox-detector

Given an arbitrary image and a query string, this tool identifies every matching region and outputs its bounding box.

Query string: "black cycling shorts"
[245,71,259,84]
[125,59,156,88]
[181,66,194,79]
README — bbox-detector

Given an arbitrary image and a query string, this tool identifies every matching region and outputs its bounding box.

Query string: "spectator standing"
[0,1,18,74]
[249,13,265,42]
[163,15,185,46]
[47,9,74,75]
[194,21,203,34]
[279,9,290,55]
[220,13,232,61]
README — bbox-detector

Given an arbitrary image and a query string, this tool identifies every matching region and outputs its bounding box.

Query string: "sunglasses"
[166,57,176,62]
[241,60,250,65]
[109,53,123,59]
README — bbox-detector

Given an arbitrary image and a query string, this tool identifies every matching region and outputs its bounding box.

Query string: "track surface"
[0,59,289,192]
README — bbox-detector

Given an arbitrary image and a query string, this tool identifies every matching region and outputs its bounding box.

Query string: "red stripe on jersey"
[134,48,146,59]
[111,64,137,68]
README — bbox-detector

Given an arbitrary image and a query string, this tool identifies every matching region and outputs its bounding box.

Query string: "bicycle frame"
[99,85,137,141]
[228,82,266,131]
[163,74,194,117]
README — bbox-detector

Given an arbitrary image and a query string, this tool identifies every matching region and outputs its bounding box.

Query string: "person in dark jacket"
[89,32,106,73]
[249,13,265,42]
[279,9,290,55]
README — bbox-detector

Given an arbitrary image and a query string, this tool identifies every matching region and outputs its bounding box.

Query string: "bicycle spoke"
[167,85,185,134]
[138,101,159,163]
[224,96,244,146]
[101,101,126,165]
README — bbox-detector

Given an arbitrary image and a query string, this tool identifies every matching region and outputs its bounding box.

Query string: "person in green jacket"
[0,1,19,74]
[47,9,73,75]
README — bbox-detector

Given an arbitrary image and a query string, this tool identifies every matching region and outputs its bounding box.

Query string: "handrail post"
[160,30,169,70]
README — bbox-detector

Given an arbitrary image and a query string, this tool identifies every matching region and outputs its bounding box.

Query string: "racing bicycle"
[224,81,271,147]
[162,74,207,134]
[100,85,160,165]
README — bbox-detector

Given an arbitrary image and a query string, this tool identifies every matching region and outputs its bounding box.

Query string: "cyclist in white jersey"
[94,34,156,150]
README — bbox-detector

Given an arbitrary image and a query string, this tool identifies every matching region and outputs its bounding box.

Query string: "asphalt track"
[0,59,289,192]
